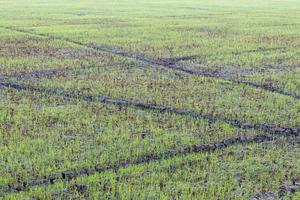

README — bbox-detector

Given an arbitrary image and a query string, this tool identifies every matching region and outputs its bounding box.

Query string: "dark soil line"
[67,45,300,100]
[50,146,300,198]
[2,64,299,100]
[0,62,131,80]
[162,55,200,64]
[0,68,69,79]
[0,81,298,196]
[234,79,300,99]
[2,26,299,99]
[249,183,300,200]
[63,45,300,99]
[0,26,95,48]
[2,26,299,68]
[171,46,299,59]
[233,46,289,55]
[1,81,299,137]
[0,134,285,196]
[2,63,299,99]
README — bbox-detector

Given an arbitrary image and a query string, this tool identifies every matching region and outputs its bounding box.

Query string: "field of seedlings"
[0,0,299,199]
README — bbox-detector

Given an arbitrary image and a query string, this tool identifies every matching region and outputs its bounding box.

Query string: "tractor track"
[0,68,69,79]
[1,62,299,99]
[1,133,295,196]
[0,61,135,80]
[2,26,299,100]
[0,81,299,137]
[0,27,299,197]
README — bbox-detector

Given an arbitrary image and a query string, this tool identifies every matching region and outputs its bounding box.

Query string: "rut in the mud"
[0,134,281,196]
[231,79,300,99]
[49,140,300,199]
[0,68,68,79]
[1,81,299,137]
[89,45,300,99]
[2,26,299,100]
[0,62,132,80]
[233,46,291,55]
[2,63,299,100]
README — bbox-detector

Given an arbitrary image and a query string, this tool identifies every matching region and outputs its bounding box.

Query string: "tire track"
[2,64,299,100]
[162,55,200,64]
[2,26,299,100]
[233,46,292,55]
[0,82,299,196]
[0,61,138,80]
[89,45,300,99]
[0,134,282,196]
[0,68,68,79]
[0,81,299,137]
[49,141,300,199]
[233,79,300,99]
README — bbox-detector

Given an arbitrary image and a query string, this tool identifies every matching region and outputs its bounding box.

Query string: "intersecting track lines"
[2,26,299,100]
[1,27,299,198]
[0,81,299,137]
[1,62,299,100]
[0,134,288,196]
[80,45,300,100]
[0,82,299,196]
